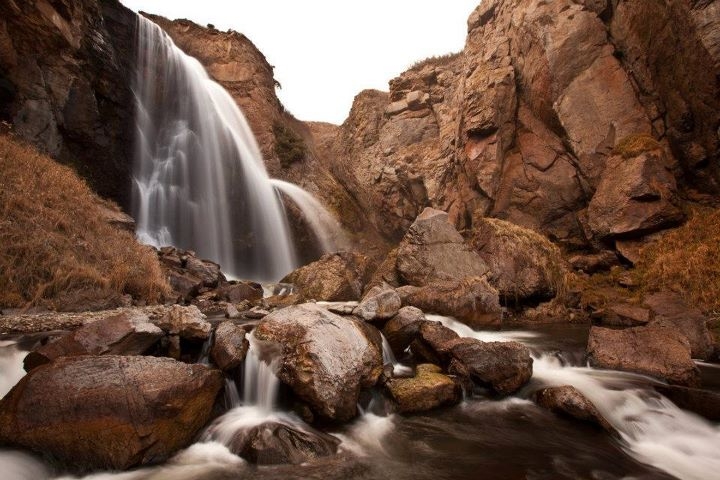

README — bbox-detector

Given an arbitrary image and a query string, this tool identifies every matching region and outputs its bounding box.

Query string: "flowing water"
[2,320,718,480]
[132,16,343,281]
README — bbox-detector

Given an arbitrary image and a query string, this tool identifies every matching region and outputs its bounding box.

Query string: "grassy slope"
[0,134,168,311]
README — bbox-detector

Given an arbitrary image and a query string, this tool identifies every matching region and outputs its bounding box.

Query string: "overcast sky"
[120,1,479,124]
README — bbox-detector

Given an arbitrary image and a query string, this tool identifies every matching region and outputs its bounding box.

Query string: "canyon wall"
[320,0,720,251]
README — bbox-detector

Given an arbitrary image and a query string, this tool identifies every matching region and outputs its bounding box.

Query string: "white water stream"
[132,16,343,281]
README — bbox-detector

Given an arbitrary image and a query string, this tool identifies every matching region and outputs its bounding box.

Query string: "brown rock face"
[152,305,212,341]
[23,311,163,371]
[281,252,372,301]
[0,355,223,471]
[534,385,615,434]
[0,0,137,207]
[353,284,402,321]
[254,304,382,422]
[587,147,684,240]
[587,325,701,386]
[312,0,720,249]
[447,338,533,395]
[385,364,461,413]
[395,208,490,286]
[382,306,425,356]
[397,277,502,328]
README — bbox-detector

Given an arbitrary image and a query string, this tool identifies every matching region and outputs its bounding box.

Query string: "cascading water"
[133,17,342,281]
[379,332,412,377]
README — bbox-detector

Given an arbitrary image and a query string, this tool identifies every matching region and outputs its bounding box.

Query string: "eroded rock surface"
[385,364,461,413]
[281,252,372,302]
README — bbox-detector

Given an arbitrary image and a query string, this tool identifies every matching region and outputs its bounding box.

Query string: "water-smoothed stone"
[534,385,616,434]
[587,325,700,386]
[227,421,340,465]
[447,338,533,395]
[409,320,461,365]
[353,284,402,321]
[281,252,372,301]
[254,304,383,422]
[210,321,249,372]
[397,277,501,328]
[217,281,264,303]
[152,305,212,341]
[597,303,651,327]
[396,208,490,286]
[385,364,461,413]
[0,355,223,471]
[382,306,425,356]
[23,311,163,371]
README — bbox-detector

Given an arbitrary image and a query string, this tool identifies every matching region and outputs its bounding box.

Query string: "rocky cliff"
[0,0,136,206]
[319,0,720,252]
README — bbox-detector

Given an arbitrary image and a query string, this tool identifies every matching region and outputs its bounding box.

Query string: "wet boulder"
[152,305,212,341]
[226,421,340,465]
[158,247,226,298]
[217,281,264,303]
[410,320,460,365]
[385,364,462,413]
[447,338,533,395]
[534,386,616,434]
[587,325,700,386]
[382,306,425,356]
[210,321,249,371]
[23,311,163,371]
[353,284,402,321]
[397,277,501,328]
[395,208,490,286]
[0,355,223,471]
[254,304,383,422]
[281,252,372,301]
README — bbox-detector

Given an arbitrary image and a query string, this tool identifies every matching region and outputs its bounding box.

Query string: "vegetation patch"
[636,206,720,314]
[273,122,307,168]
[409,52,462,70]
[612,134,662,159]
[0,135,169,311]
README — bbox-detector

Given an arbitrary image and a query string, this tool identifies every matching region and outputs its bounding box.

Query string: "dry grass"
[0,135,169,311]
[636,206,720,314]
[613,133,662,159]
[409,52,462,70]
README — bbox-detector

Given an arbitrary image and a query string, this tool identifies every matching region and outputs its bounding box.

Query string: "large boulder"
[385,364,461,413]
[152,305,212,341]
[447,338,533,395]
[216,281,264,303]
[644,291,714,360]
[158,247,226,298]
[353,284,402,321]
[254,304,383,422]
[409,321,461,366]
[397,277,501,328]
[280,252,372,301]
[382,306,425,356]
[23,311,163,371]
[534,385,615,434]
[587,325,700,386]
[225,422,340,465]
[210,321,249,372]
[395,208,490,286]
[468,217,566,302]
[0,355,223,470]
[587,144,684,240]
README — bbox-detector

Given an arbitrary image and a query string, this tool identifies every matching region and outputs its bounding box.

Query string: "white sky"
[120,1,480,124]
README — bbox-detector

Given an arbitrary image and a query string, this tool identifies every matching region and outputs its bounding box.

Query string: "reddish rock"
[0,355,223,470]
[385,364,462,413]
[210,321,249,372]
[409,321,461,365]
[534,385,616,434]
[382,306,425,356]
[152,305,212,341]
[353,284,402,321]
[587,325,700,386]
[23,311,163,371]
[281,252,372,302]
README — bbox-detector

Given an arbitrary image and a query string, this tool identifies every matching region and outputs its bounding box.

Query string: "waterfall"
[133,16,338,281]
[379,333,412,377]
[269,179,349,254]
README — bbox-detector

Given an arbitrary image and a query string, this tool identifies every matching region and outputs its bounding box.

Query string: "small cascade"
[0,341,27,399]
[269,179,350,254]
[379,333,412,377]
[241,334,280,411]
[133,16,345,281]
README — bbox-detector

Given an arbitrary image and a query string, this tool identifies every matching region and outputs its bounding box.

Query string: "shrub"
[613,134,662,159]
[636,206,720,314]
[0,135,169,311]
[409,52,462,70]
[273,122,306,168]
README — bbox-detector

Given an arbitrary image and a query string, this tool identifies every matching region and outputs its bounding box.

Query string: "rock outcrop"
[281,252,372,301]
[0,355,223,471]
[254,304,383,422]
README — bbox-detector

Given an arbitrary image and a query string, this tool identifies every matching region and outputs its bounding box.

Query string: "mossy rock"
[613,134,662,159]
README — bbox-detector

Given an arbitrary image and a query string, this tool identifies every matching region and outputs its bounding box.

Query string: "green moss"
[613,134,662,159]
[273,122,306,168]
